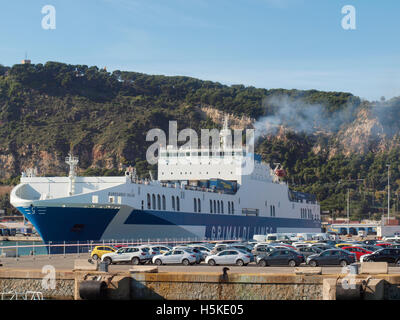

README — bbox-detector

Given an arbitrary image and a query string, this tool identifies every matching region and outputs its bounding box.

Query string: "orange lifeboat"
[275,169,286,177]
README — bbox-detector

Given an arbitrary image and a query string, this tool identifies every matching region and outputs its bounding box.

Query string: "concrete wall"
[130,272,324,300]
[1,269,400,300]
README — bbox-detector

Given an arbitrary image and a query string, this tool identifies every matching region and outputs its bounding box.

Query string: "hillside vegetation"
[1,61,400,220]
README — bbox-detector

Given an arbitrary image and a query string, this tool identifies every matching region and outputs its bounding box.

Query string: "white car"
[173,246,202,263]
[152,249,197,266]
[205,249,251,266]
[101,246,151,265]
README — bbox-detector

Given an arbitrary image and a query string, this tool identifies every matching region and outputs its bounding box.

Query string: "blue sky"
[0,0,399,101]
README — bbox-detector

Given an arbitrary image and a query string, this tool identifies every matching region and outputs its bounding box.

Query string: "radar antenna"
[65,153,79,178]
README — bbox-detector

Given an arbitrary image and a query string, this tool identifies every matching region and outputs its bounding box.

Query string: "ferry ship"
[10,119,321,242]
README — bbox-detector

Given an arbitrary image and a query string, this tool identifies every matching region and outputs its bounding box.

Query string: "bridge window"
[147,194,151,209]
[217,201,220,213]
[176,197,180,211]
[157,195,161,210]
[152,194,156,210]
[221,201,224,214]
[210,200,213,213]
[231,202,234,214]
[162,195,166,210]
[228,202,231,214]
[172,196,175,211]
[198,198,201,213]
[194,198,197,212]
[213,200,216,214]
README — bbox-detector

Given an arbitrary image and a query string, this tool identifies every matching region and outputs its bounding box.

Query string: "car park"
[361,248,400,265]
[256,249,305,267]
[90,245,117,260]
[306,249,356,267]
[205,249,251,266]
[152,249,197,266]
[101,246,151,265]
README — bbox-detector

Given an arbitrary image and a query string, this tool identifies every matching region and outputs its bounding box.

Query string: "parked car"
[252,243,276,257]
[152,249,198,266]
[306,249,356,267]
[362,240,378,245]
[101,246,151,265]
[359,245,380,252]
[361,248,400,265]
[205,249,251,266]
[375,242,393,248]
[90,245,117,260]
[141,245,163,260]
[341,246,372,261]
[149,245,172,254]
[268,243,297,250]
[210,244,231,254]
[297,246,323,258]
[173,246,202,263]
[189,245,212,260]
[256,249,304,267]
[336,242,360,248]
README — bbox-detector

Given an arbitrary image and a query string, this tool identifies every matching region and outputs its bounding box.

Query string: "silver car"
[152,249,197,266]
[205,249,251,266]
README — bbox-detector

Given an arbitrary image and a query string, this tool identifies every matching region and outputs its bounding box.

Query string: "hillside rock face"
[200,106,254,130]
[329,108,386,157]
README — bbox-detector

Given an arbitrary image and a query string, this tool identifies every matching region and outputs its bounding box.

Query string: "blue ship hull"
[17,205,321,243]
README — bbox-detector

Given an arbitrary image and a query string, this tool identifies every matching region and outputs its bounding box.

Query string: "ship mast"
[65,153,79,196]
[220,114,230,150]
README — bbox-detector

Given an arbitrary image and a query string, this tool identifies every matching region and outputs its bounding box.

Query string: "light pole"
[340,179,364,235]
[387,164,391,225]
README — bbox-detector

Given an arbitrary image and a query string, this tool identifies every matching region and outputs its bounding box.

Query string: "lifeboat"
[275,169,286,177]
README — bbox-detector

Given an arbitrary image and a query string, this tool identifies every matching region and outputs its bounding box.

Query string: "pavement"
[1,254,400,274]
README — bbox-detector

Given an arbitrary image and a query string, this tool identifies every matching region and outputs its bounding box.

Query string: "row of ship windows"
[144,194,179,211]
[208,199,235,215]
[144,193,235,214]
[160,151,246,157]
[270,205,276,217]
[301,208,314,219]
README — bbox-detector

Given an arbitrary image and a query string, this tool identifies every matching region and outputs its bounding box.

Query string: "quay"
[1,254,400,300]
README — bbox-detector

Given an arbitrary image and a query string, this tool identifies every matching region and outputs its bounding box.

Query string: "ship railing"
[0,238,245,261]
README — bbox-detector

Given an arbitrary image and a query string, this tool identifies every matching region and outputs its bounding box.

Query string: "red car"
[341,246,372,261]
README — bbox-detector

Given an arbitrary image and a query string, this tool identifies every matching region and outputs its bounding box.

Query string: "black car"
[362,248,400,265]
[307,249,356,267]
[257,249,304,267]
